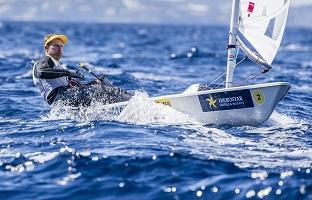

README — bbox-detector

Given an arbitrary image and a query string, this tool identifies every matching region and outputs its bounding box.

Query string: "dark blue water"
[0,21,311,199]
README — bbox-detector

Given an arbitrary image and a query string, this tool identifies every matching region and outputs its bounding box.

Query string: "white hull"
[106,82,290,126]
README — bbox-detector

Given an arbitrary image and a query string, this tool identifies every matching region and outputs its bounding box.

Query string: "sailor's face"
[45,39,64,61]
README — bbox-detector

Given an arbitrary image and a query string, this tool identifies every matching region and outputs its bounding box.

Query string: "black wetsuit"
[33,56,133,106]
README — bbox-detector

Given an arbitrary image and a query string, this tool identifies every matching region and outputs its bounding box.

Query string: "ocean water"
[0,21,311,200]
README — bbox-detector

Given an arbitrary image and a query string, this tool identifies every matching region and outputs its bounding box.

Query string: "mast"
[225,0,240,88]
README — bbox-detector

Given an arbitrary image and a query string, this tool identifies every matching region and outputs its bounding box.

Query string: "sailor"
[33,33,132,106]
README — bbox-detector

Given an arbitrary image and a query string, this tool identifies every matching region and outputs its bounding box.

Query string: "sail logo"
[198,89,254,112]
[247,2,255,17]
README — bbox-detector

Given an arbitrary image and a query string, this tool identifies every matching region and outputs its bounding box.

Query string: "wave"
[130,72,182,81]
[281,43,312,52]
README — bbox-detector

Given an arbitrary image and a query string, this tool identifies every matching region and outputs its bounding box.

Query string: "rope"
[205,56,247,88]
[206,72,226,88]
[232,50,270,87]
[205,48,270,88]
[233,69,269,87]
[236,55,247,66]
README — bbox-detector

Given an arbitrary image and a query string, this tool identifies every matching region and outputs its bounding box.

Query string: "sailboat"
[106,0,291,126]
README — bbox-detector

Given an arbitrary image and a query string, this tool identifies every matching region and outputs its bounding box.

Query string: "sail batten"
[238,0,290,64]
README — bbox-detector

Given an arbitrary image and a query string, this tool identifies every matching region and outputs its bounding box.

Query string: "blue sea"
[0,21,311,200]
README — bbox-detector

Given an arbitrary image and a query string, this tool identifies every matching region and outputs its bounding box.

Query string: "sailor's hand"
[95,79,102,84]
[68,70,85,80]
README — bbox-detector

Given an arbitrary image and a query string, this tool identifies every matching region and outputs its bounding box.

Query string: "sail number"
[253,91,265,105]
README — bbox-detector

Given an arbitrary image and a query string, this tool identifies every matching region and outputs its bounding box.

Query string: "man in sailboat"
[32,33,132,107]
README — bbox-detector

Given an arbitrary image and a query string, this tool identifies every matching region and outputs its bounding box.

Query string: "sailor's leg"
[53,79,133,106]
[53,86,92,107]
[86,76,133,103]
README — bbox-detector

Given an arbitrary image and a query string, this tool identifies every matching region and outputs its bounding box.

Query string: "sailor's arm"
[34,56,83,79]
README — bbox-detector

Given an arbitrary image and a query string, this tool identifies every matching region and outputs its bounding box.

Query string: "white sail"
[238,0,290,64]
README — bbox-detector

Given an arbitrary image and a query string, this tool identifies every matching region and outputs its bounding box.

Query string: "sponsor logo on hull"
[198,89,254,112]
[155,98,171,106]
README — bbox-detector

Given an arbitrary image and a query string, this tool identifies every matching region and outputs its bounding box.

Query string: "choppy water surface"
[0,21,311,199]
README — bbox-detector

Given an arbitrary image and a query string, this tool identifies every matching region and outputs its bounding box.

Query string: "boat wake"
[181,110,311,169]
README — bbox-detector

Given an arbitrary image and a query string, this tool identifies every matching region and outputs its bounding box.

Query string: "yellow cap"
[43,34,68,46]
